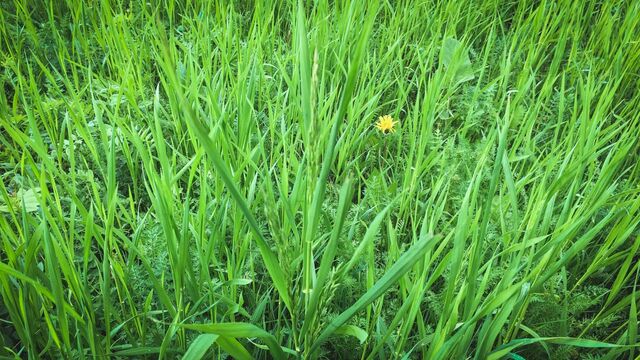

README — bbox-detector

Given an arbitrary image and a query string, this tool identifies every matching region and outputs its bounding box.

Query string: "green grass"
[0,0,639,359]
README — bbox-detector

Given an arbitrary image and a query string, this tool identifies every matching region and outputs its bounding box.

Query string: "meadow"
[1,0,639,359]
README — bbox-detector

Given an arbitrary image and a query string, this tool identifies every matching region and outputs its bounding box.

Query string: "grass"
[0,0,639,359]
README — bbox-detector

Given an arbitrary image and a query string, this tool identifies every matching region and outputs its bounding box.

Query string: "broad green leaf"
[112,347,163,356]
[334,325,368,344]
[488,337,640,360]
[440,37,474,86]
[0,188,40,213]
[180,322,287,360]
[182,334,219,360]
[216,336,252,360]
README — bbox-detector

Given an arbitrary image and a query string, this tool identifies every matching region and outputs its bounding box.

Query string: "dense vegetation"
[1,0,639,359]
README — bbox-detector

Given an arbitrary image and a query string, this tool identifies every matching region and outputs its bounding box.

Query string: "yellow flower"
[375,115,397,134]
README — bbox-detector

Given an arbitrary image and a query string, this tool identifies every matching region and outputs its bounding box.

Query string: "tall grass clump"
[0,0,639,359]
